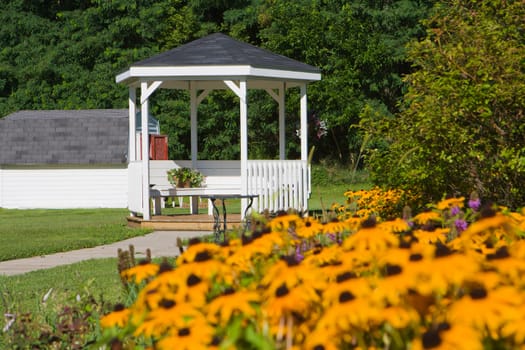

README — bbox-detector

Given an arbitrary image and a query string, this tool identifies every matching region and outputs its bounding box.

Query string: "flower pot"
[176,179,191,188]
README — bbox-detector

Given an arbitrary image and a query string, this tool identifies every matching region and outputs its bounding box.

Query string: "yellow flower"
[436,197,465,210]
[206,288,260,325]
[120,261,159,284]
[295,216,323,238]
[156,315,215,350]
[100,304,130,328]
[269,213,302,232]
[448,286,523,336]
[411,323,482,350]
[412,211,441,225]
[342,221,399,254]
[413,228,450,244]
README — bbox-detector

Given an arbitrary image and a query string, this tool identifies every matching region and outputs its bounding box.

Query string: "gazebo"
[116,33,321,220]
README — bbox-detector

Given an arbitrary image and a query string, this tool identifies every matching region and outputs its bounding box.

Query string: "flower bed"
[99,192,525,349]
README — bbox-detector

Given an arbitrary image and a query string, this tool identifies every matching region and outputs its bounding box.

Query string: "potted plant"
[167,167,204,188]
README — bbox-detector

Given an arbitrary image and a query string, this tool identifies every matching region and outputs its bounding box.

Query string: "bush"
[363,0,525,208]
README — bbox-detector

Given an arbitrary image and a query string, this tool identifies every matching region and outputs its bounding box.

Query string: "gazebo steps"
[127,214,243,231]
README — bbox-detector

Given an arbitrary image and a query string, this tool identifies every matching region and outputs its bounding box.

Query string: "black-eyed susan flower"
[120,261,160,284]
[133,299,202,338]
[269,213,302,232]
[206,288,260,325]
[323,218,350,235]
[436,197,465,211]
[413,211,441,225]
[295,216,323,239]
[411,322,482,350]
[342,218,399,255]
[156,315,215,350]
[448,286,523,337]
[100,303,130,329]
[413,227,450,244]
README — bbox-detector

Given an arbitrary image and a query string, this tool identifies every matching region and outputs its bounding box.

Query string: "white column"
[189,82,199,214]
[190,82,198,168]
[128,87,137,162]
[240,80,248,216]
[300,83,308,161]
[279,82,286,160]
[141,82,151,220]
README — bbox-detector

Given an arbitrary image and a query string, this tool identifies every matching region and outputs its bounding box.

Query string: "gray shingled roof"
[0,109,128,165]
[132,33,320,73]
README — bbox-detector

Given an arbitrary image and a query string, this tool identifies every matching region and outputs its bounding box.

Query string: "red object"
[139,134,169,160]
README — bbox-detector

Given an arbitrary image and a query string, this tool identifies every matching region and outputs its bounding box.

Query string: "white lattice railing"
[246,160,310,213]
[128,160,310,217]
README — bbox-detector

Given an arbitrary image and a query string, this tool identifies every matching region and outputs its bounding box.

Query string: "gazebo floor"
[127,213,243,231]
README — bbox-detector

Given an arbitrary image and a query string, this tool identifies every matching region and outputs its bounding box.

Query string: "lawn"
[0,208,151,261]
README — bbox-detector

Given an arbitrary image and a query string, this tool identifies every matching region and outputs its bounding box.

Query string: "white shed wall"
[0,168,128,209]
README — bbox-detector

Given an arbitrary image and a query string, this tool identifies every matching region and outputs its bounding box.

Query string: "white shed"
[0,109,129,209]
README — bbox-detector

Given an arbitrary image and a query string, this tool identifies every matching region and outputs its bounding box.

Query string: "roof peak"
[131,32,320,73]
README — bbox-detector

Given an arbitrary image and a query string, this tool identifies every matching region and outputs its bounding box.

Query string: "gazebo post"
[140,82,151,220]
[279,82,286,160]
[189,81,199,214]
[128,87,137,161]
[300,83,308,161]
[239,80,248,216]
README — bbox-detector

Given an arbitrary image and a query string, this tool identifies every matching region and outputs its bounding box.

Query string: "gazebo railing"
[128,159,311,216]
[246,160,310,213]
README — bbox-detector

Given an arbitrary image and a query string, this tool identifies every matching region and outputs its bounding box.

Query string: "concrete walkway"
[0,231,211,277]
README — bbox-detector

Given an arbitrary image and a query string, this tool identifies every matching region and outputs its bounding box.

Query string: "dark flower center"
[275,283,290,297]
[409,253,423,261]
[469,287,488,300]
[486,246,510,260]
[158,298,176,309]
[434,243,453,258]
[178,327,190,337]
[187,274,202,286]
[336,271,356,283]
[422,329,442,348]
[194,251,212,262]
[361,217,376,228]
[113,303,125,312]
[385,264,403,276]
[281,255,299,266]
[480,204,496,218]
[339,291,355,303]
[158,261,173,274]
[223,288,235,296]
[437,322,450,332]
[313,345,325,350]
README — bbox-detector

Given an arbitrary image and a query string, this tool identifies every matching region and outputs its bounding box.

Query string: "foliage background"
[0,0,433,162]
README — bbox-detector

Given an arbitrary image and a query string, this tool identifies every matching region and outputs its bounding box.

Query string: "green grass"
[0,258,123,347]
[0,258,122,314]
[0,208,151,261]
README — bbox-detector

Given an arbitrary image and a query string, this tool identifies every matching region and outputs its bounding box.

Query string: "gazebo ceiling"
[116,33,321,89]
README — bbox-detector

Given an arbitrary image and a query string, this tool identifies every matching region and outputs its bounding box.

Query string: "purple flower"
[450,206,461,216]
[455,219,468,233]
[468,198,481,211]
[295,246,304,262]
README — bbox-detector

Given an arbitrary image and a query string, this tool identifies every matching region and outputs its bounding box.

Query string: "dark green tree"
[364,0,525,208]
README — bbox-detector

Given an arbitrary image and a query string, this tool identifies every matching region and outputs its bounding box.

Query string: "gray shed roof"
[0,109,128,165]
[132,33,320,73]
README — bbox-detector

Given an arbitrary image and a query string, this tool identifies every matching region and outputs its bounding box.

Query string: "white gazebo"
[116,33,321,220]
